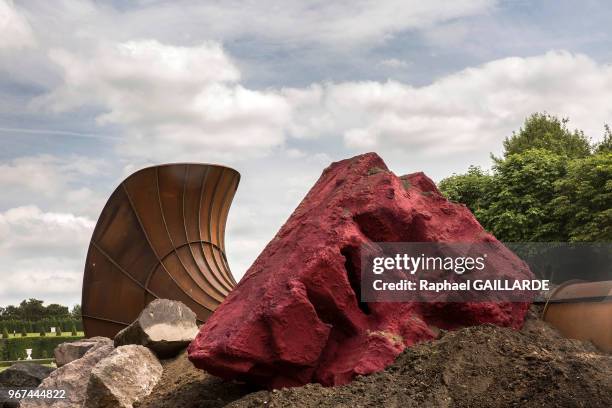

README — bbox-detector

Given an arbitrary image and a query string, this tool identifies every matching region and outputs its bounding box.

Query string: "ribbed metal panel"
[82,163,239,338]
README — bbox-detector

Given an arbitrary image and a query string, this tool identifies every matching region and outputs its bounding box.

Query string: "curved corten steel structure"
[543,280,612,353]
[82,163,240,338]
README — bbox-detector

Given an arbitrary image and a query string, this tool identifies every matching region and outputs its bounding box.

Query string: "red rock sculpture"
[188,153,531,388]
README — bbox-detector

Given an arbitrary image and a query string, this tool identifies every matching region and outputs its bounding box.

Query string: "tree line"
[0,299,81,321]
[0,299,82,336]
[439,113,611,242]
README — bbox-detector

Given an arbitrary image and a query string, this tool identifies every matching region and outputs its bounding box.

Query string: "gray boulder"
[54,336,112,367]
[20,342,114,408]
[83,345,162,408]
[114,299,198,358]
[0,363,54,408]
[0,363,54,387]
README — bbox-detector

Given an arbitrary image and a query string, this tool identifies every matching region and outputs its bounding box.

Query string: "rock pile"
[21,341,114,408]
[16,299,197,408]
[188,153,532,388]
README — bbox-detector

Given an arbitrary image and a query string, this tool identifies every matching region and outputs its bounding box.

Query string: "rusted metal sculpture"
[82,164,240,338]
[543,280,612,352]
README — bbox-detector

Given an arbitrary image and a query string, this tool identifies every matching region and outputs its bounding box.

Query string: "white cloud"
[0,154,105,196]
[33,46,612,173]
[225,153,332,279]
[0,0,35,50]
[0,205,94,254]
[184,0,496,48]
[0,206,94,306]
[40,40,240,113]
[0,0,497,100]
[36,40,291,161]
[5,6,612,303]
[286,51,612,156]
[422,21,472,47]
[226,49,612,277]
[0,155,109,217]
[380,58,411,68]
[14,0,494,50]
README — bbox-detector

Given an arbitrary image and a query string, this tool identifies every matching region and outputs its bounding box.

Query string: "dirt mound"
[134,350,253,408]
[138,307,611,407]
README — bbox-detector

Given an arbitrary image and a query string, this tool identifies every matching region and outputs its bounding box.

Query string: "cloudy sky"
[1,0,611,307]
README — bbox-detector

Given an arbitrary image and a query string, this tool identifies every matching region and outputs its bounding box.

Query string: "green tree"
[55,325,63,336]
[70,305,82,319]
[21,325,27,337]
[39,324,46,337]
[2,305,20,320]
[500,113,591,160]
[440,113,611,243]
[479,149,568,242]
[46,304,70,318]
[19,299,46,321]
[71,322,77,336]
[2,327,9,339]
[552,152,612,241]
[438,166,493,214]
[595,124,612,153]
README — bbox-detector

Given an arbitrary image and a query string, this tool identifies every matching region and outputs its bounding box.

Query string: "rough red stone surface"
[188,153,531,389]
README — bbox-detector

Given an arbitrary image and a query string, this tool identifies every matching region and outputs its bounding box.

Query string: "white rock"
[114,299,199,358]
[54,336,112,367]
[84,345,163,408]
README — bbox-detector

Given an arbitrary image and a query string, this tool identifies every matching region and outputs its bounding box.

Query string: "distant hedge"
[0,319,83,333]
[0,334,84,361]
[0,318,82,334]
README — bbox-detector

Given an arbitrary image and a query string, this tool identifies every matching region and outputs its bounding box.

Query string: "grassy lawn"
[0,362,56,372]
[4,332,84,338]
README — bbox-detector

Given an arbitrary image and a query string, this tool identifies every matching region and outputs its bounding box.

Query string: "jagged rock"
[83,345,162,408]
[54,337,112,367]
[20,342,113,408]
[0,363,54,388]
[114,299,198,358]
[0,363,55,408]
[188,153,532,388]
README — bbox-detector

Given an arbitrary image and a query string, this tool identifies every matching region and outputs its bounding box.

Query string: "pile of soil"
[136,307,611,408]
[134,350,253,408]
